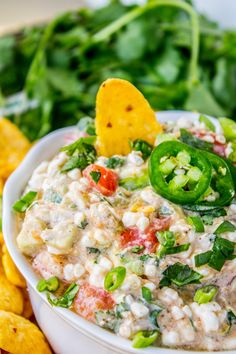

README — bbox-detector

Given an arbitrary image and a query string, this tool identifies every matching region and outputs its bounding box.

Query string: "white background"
[0,0,235,34]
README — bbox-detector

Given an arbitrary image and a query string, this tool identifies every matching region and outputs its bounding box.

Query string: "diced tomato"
[120,217,171,253]
[73,283,115,322]
[213,142,227,157]
[83,164,118,196]
[192,130,227,158]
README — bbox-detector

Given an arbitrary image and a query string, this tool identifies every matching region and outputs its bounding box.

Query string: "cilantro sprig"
[195,221,236,271]
[61,136,96,172]
[160,262,203,287]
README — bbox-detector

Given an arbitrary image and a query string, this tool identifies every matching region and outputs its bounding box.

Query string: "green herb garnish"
[86,247,101,255]
[61,137,96,172]
[214,220,236,235]
[90,171,101,183]
[131,139,153,160]
[195,235,235,271]
[160,262,203,287]
[106,157,125,169]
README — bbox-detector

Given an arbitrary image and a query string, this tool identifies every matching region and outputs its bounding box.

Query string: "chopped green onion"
[104,266,126,292]
[156,231,175,248]
[199,115,216,132]
[142,286,152,303]
[12,191,37,212]
[47,283,79,308]
[187,216,205,232]
[214,221,236,236]
[37,276,60,293]
[132,330,159,348]
[194,285,218,304]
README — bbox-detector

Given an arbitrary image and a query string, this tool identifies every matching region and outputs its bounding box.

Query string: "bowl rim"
[2,110,231,354]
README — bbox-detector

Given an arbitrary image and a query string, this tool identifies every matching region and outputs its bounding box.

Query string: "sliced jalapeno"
[196,151,234,207]
[149,141,212,205]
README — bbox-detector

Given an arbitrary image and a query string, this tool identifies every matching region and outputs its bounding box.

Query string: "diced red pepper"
[83,164,118,196]
[120,217,171,253]
[73,283,115,322]
[192,130,227,158]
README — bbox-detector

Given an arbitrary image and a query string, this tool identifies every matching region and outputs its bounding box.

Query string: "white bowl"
[2,111,228,354]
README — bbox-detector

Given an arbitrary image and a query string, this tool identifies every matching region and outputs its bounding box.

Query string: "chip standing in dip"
[13,79,236,351]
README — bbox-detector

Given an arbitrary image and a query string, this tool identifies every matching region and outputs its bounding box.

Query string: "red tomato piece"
[83,164,118,196]
[120,217,171,253]
[192,130,227,157]
[213,142,227,157]
[73,283,115,322]
[144,217,171,253]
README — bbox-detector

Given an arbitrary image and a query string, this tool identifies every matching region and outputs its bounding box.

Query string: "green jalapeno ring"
[132,330,159,348]
[104,266,126,292]
[195,151,234,207]
[149,141,212,205]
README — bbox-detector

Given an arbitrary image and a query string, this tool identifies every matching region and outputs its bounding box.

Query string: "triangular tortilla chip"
[0,118,30,180]
[95,79,162,156]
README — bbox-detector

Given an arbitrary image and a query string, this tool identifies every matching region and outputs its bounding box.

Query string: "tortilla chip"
[0,232,3,245]
[0,275,23,315]
[0,310,52,354]
[0,118,30,180]
[2,244,26,288]
[95,79,162,156]
[22,288,33,319]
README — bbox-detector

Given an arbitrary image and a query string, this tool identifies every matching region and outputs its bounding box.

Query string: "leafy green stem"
[93,0,200,85]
